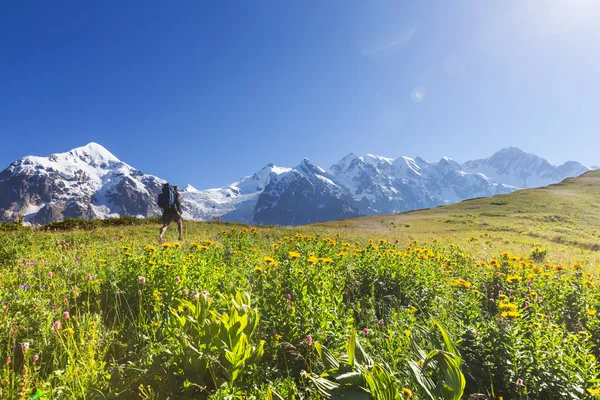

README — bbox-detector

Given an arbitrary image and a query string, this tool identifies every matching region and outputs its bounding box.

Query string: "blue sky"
[1,1,599,189]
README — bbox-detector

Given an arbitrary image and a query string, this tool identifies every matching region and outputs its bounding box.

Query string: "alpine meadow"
[3,1,600,399]
[1,171,600,399]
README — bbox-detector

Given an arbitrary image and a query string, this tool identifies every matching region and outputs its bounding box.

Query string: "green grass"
[315,169,600,265]
[1,171,599,399]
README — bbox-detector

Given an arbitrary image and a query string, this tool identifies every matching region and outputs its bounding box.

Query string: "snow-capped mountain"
[252,159,360,225]
[328,153,516,215]
[462,147,590,188]
[0,143,593,226]
[180,163,292,224]
[0,143,165,225]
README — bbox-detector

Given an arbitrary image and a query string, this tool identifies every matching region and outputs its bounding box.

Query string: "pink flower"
[175,276,181,283]
[6,357,10,364]
[48,271,53,278]
[378,319,384,325]
[53,321,61,331]
[87,273,92,282]
[140,276,146,285]
[498,290,503,295]
[490,298,495,303]
[516,378,524,386]
[63,311,69,320]
[386,335,391,341]
[33,355,39,362]
[73,286,79,297]
[22,342,30,351]
[363,328,369,335]
[525,301,530,309]
[308,318,313,324]
[307,334,313,346]
[137,289,142,296]
[287,294,292,300]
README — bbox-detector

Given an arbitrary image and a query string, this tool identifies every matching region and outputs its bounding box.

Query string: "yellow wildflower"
[288,251,301,259]
[499,302,517,311]
[452,279,472,289]
[501,311,520,319]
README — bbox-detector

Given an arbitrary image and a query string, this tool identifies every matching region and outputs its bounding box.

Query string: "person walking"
[157,183,184,242]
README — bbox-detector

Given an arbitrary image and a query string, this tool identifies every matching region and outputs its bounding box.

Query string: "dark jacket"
[174,192,183,214]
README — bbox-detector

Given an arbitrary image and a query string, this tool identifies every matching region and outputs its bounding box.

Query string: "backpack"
[158,184,176,210]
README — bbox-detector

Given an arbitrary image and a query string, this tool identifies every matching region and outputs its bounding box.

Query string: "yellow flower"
[501,311,520,319]
[573,264,583,270]
[337,251,347,257]
[174,243,181,248]
[161,242,172,248]
[407,306,417,314]
[254,266,264,275]
[320,258,333,264]
[190,242,200,248]
[401,388,413,398]
[64,327,75,335]
[452,279,472,289]
[506,275,522,283]
[148,260,156,266]
[120,246,130,250]
[584,281,595,287]
[308,256,319,264]
[264,256,277,265]
[499,302,517,311]
[588,387,600,396]
[288,251,301,259]
[98,259,107,264]
[529,291,537,297]
[588,310,597,317]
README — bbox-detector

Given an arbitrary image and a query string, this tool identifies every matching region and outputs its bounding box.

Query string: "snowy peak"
[68,142,120,164]
[329,153,360,175]
[296,158,327,176]
[1,143,594,227]
[183,184,198,193]
[462,147,590,188]
[0,142,163,225]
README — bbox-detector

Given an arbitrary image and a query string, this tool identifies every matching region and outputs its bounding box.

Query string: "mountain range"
[0,143,592,226]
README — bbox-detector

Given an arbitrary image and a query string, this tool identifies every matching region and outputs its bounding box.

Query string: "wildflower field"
[1,216,600,400]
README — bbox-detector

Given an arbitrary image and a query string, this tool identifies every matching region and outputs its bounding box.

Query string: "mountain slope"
[317,170,600,253]
[328,153,516,215]
[0,143,165,225]
[462,147,590,188]
[253,159,360,225]
[0,143,594,227]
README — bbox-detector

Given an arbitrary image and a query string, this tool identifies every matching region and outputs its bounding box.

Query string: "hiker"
[157,183,184,242]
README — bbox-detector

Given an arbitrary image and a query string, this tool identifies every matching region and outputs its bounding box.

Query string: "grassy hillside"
[315,170,600,264]
[1,171,599,399]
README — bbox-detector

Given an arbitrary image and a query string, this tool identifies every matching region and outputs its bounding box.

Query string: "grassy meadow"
[1,171,600,399]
